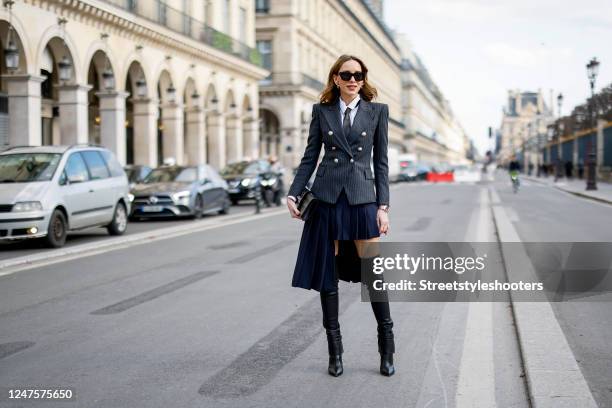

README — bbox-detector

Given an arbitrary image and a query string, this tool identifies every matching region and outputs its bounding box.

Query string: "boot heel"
[328,354,343,377]
[380,353,395,376]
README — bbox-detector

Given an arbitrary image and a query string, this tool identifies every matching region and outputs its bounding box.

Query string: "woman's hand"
[287,198,301,219]
[377,209,389,235]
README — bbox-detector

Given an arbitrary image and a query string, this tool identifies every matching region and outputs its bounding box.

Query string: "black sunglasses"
[338,71,365,81]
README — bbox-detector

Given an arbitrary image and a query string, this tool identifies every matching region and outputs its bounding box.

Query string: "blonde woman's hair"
[320,55,377,105]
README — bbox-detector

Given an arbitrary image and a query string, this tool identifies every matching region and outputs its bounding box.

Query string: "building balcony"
[101,0,262,67]
[258,72,325,92]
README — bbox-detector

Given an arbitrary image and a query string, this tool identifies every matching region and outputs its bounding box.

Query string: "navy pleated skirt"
[292,188,380,292]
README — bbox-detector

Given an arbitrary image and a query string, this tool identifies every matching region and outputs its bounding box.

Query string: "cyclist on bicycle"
[509,158,520,190]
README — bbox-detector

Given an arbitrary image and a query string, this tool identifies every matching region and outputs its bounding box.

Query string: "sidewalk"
[524,175,612,205]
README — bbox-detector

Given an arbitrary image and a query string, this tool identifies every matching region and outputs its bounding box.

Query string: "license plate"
[228,188,239,193]
[142,205,163,212]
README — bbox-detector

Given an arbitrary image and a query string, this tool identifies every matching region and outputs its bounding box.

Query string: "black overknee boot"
[362,256,396,377]
[371,299,395,376]
[320,289,343,377]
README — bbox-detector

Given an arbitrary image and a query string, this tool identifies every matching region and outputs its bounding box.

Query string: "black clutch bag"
[296,187,318,221]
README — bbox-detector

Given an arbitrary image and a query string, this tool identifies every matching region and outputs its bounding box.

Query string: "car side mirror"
[58,171,67,186]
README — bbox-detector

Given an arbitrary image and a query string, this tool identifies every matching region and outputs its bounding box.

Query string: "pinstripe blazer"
[288,99,389,206]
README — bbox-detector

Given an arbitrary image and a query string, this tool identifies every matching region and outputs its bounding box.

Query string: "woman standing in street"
[286,55,395,377]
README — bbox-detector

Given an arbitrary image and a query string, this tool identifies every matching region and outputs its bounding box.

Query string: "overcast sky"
[384,0,612,156]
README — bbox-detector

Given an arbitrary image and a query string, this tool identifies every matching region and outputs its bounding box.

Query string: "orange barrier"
[426,172,454,182]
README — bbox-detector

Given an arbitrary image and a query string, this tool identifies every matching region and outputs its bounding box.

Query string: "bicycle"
[510,170,520,193]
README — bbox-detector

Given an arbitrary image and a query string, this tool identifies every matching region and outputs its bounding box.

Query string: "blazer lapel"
[348,99,374,145]
[321,103,352,157]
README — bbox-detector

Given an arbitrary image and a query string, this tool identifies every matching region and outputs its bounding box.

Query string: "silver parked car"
[129,164,231,219]
[0,145,131,247]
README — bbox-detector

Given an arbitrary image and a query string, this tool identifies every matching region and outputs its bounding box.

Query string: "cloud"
[483,43,574,68]
[420,1,503,20]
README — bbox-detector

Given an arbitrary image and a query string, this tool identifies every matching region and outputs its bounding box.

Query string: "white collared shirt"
[339,94,360,127]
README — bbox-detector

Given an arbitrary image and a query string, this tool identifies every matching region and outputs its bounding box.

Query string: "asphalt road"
[0,200,268,261]
[0,175,610,407]
[493,172,612,407]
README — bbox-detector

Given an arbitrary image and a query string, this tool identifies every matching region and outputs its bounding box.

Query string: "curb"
[489,188,598,408]
[0,207,287,275]
[524,176,612,206]
[558,189,612,206]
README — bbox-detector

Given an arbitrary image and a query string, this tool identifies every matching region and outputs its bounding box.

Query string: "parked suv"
[129,164,231,219]
[0,145,130,248]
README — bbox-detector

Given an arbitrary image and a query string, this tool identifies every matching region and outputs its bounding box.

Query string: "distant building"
[397,34,470,165]
[499,89,554,167]
[255,0,405,173]
[0,0,267,168]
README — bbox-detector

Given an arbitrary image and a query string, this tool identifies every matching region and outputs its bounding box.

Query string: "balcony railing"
[102,0,262,67]
[301,74,325,92]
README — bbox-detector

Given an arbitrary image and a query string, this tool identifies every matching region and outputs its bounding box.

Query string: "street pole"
[586,57,600,191]
[556,93,564,181]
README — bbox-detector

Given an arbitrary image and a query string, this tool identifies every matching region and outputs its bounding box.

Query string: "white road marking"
[490,185,598,407]
[456,187,496,408]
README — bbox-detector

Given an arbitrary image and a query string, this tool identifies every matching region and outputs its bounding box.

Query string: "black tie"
[343,107,352,140]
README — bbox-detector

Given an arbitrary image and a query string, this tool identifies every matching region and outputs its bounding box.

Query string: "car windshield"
[125,167,145,183]
[0,153,62,182]
[220,161,260,176]
[143,167,197,183]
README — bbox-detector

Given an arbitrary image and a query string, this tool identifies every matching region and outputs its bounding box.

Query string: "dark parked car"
[399,163,430,182]
[129,164,230,219]
[221,160,283,206]
[124,165,152,190]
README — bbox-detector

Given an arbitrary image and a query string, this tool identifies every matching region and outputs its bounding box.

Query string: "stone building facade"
[397,35,470,166]
[0,0,268,169]
[254,0,405,173]
[499,89,554,167]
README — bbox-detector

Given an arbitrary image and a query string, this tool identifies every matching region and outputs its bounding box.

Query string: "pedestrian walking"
[285,55,395,378]
[565,160,573,179]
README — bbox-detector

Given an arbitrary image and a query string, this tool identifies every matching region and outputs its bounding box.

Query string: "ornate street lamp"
[58,55,72,83]
[57,17,72,84]
[166,85,176,103]
[586,57,600,190]
[100,33,114,90]
[4,36,19,72]
[557,93,563,118]
[3,0,19,72]
[135,76,147,98]
[210,96,219,112]
[191,91,200,103]
[102,66,115,90]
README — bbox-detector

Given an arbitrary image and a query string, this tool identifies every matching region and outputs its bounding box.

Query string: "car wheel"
[44,209,68,248]
[192,195,204,219]
[219,195,231,215]
[107,202,128,236]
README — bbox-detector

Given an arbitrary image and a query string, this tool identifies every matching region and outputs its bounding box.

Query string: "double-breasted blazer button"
[334,158,339,163]
[361,131,367,137]
[328,130,333,136]
[357,146,363,151]
[350,158,354,163]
